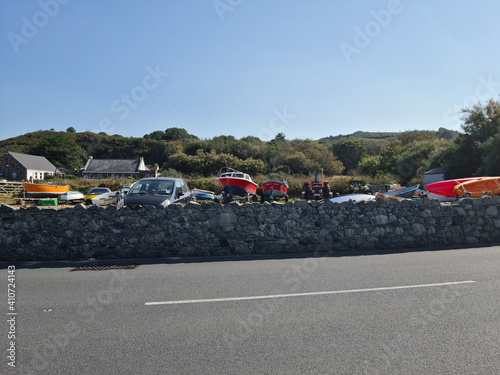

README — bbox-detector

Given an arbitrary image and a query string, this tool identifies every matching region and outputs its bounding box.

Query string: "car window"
[89,188,109,194]
[181,181,188,193]
[157,181,173,194]
[129,180,174,195]
[175,180,183,195]
[147,181,160,193]
[129,181,150,194]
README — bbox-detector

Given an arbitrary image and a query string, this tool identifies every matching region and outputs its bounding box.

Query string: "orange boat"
[453,177,500,198]
[24,182,69,198]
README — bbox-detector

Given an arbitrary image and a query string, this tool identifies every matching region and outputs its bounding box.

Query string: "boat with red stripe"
[261,173,288,202]
[216,167,258,203]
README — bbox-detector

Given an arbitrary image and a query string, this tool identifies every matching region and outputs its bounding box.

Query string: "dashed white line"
[145,280,476,306]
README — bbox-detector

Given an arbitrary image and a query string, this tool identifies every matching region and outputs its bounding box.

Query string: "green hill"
[320,130,399,143]
[0,127,461,181]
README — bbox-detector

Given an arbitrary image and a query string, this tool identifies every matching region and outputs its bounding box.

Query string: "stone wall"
[1,197,500,262]
[0,152,26,181]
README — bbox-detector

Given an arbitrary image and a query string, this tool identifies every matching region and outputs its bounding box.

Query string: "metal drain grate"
[71,264,140,271]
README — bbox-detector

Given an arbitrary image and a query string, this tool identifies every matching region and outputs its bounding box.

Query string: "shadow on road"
[3,243,499,270]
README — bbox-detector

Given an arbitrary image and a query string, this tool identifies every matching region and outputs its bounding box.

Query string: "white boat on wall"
[328,194,375,204]
[91,191,121,206]
[92,186,132,206]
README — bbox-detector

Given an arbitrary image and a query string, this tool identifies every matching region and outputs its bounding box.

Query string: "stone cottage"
[81,156,158,179]
[0,151,58,181]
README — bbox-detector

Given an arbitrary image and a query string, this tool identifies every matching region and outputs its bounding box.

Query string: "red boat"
[261,173,288,202]
[424,178,477,196]
[216,167,258,202]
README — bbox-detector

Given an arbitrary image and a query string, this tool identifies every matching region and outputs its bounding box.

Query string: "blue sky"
[1,0,500,142]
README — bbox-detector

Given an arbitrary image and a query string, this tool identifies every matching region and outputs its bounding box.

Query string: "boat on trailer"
[24,182,69,198]
[216,167,258,203]
[261,173,288,202]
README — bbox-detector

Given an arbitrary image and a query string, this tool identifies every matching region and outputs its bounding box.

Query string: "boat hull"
[191,189,215,200]
[216,177,258,196]
[261,180,288,198]
[195,193,214,200]
[59,191,84,202]
[91,191,121,206]
[328,194,375,203]
[424,178,476,196]
[24,183,69,198]
[454,177,500,198]
[384,185,420,198]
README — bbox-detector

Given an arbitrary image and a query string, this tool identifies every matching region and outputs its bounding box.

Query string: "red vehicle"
[216,167,258,203]
[301,175,333,200]
[261,173,288,202]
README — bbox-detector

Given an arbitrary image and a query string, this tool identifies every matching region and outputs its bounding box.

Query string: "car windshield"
[88,188,109,194]
[128,180,174,195]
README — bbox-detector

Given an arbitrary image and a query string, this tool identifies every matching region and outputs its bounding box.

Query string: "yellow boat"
[453,177,500,198]
[24,182,69,198]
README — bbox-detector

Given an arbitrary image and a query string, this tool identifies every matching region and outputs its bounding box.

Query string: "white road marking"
[145,280,476,306]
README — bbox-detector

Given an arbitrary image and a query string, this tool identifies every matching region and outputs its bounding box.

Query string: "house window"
[35,172,38,179]
[12,171,17,180]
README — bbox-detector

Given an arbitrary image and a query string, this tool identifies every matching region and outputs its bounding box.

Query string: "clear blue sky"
[1,0,499,142]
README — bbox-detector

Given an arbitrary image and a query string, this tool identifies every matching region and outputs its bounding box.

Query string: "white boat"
[327,194,375,204]
[91,191,122,206]
[58,191,84,202]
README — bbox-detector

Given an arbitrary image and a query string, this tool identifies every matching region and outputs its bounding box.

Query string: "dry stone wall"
[1,196,500,262]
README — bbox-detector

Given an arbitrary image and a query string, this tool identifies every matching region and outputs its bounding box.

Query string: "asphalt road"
[2,246,500,375]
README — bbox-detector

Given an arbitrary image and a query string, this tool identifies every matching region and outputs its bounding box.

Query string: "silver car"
[123,177,191,208]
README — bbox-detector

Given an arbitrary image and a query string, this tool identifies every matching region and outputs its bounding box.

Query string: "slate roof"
[8,152,57,171]
[424,167,446,175]
[84,159,148,174]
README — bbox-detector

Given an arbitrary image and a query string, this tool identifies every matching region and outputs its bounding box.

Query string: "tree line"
[1,98,498,185]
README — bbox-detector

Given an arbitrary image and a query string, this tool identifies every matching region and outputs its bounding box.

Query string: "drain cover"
[71,264,140,271]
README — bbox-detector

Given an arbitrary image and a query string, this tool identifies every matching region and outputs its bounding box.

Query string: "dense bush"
[430,99,500,178]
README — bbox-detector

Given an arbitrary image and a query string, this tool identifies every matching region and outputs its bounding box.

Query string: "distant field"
[319,130,398,143]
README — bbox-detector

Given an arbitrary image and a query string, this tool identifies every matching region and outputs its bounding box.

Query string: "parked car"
[123,177,191,208]
[84,187,112,205]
